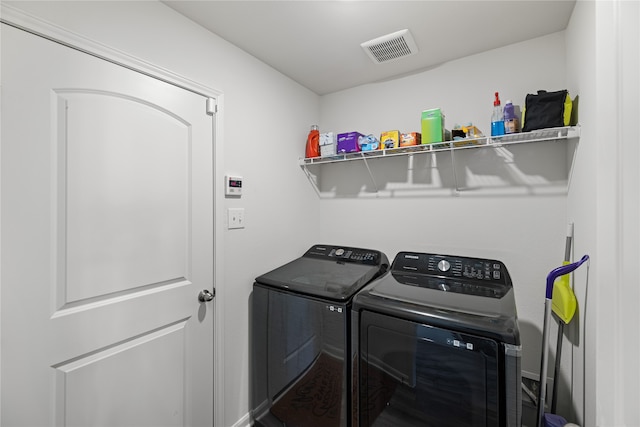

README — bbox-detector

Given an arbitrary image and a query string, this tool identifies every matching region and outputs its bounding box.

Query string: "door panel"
[53,322,187,427]
[1,24,214,427]
[61,91,190,304]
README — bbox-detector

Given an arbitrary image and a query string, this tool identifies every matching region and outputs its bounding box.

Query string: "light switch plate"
[228,208,245,229]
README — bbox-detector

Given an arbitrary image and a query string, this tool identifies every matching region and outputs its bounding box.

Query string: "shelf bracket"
[361,156,379,194]
[301,165,322,198]
[449,144,462,195]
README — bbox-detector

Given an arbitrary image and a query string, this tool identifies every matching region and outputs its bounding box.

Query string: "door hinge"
[206,98,217,115]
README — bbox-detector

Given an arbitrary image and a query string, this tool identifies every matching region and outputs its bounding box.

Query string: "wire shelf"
[299,126,579,166]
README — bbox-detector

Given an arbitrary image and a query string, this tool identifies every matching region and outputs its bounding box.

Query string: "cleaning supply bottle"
[503,100,520,134]
[491,92,505,136]
[305,125,320,158]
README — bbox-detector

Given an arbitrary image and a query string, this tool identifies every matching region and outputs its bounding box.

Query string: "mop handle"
[545,255,590,299]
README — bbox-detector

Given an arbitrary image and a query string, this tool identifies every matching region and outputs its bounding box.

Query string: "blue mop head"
[544,413,568,427]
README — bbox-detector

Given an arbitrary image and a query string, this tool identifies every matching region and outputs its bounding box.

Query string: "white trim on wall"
[611,0,640,425]
[592,0,640,425]
[0,4,227,426]
[0,4,218,100]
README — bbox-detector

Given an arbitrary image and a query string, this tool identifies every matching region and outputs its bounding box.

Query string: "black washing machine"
[352,251,521,427]
[251,244,389,427]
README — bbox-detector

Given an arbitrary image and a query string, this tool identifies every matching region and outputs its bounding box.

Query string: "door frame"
[0,4,227,426]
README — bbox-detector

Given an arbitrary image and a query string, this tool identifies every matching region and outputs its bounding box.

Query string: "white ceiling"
[163,1,576,95]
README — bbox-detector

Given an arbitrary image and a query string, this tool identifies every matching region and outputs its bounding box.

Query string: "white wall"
[318,32,570,387]
[2,2,321,426]
[565,1,597,425]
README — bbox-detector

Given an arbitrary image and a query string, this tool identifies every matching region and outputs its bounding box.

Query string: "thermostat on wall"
[225,175,243,197]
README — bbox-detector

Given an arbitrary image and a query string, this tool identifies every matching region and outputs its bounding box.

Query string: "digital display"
[225,175,243,196]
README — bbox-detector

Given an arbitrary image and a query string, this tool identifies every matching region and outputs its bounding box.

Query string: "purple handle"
[545,255,590,299]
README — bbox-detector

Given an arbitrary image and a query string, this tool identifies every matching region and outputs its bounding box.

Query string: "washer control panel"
[304,244,385,266]
[392,252,509,285]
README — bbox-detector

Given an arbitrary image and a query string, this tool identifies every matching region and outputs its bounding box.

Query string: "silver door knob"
[198,289,215,302]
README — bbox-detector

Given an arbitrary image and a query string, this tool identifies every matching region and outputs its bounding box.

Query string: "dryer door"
[358,311,501,427]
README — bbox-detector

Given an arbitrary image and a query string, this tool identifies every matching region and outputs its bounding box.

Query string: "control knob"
[438,259,451,272]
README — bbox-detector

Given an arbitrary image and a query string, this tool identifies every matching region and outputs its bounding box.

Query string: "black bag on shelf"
[522,90,572,132]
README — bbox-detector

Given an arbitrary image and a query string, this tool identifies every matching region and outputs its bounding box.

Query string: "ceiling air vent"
[361,29,418,64]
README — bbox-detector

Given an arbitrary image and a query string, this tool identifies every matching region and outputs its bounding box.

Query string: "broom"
[536,221,589,427]
[550,223,577,413]
[536,253,589,427]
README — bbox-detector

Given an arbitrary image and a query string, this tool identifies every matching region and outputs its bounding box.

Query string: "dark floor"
[522,392,538,427]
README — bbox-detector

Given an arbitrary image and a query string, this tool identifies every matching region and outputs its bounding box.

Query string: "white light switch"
[228,208,245,229]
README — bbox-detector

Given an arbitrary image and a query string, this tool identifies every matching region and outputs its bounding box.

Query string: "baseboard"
[231,412,251,427]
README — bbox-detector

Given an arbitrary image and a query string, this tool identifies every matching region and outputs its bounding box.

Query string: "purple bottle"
[504,100,520,134]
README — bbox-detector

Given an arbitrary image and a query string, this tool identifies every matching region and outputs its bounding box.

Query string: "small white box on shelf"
[320,132,336,157]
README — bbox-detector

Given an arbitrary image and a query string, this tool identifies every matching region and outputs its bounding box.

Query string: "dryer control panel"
[392,252,511,286]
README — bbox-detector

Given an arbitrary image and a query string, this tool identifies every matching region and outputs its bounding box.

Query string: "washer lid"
[255,244,389,301]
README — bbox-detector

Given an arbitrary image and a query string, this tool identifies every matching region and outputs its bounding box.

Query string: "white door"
[1,24,214,427]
